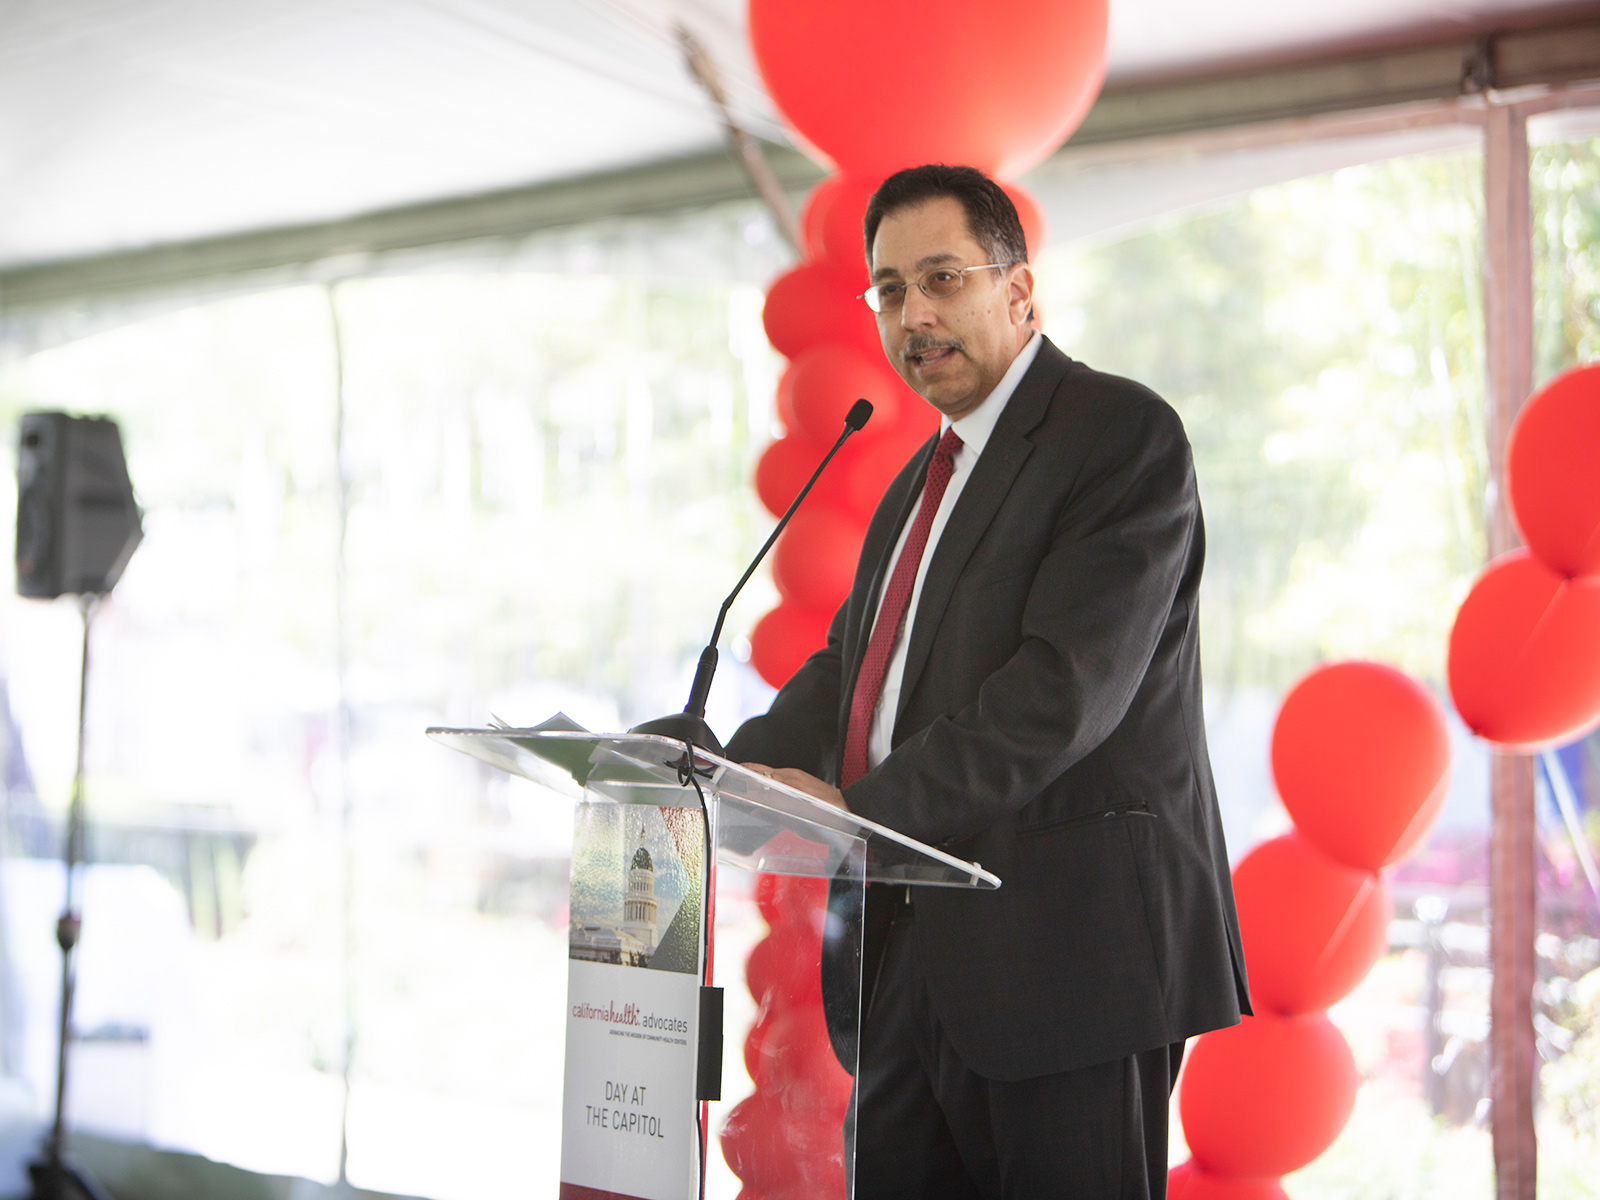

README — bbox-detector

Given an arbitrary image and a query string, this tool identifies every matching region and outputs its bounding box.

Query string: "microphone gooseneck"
[630,399,874,753]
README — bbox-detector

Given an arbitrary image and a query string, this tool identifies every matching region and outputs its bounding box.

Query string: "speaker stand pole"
[29,595,113,1200]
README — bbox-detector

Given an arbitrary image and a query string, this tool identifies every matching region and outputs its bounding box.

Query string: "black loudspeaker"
[16,413,143,599]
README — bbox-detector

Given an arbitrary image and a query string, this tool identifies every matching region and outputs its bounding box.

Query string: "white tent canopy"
[0,0,1593,275]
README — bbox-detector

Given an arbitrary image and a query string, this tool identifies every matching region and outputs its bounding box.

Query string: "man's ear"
[1008,263,1036,326]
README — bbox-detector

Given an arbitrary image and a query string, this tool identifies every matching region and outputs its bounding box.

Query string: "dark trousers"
[851,899,1183,1200]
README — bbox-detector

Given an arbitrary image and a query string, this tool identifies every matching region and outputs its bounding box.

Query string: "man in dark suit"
[727,165,1249,1199]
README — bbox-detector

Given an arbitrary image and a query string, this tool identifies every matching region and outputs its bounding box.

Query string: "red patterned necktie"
[841,426,964,786]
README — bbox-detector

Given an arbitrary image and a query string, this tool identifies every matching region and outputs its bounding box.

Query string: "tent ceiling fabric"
[0,0,1590,271]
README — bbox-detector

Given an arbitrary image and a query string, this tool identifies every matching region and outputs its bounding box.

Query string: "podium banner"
[560,800,707,1200]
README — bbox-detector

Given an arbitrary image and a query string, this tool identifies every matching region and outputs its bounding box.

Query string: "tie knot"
[935,426,963,463]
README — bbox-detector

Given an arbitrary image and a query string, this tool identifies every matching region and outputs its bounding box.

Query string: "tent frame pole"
[1482,97,1537,1200]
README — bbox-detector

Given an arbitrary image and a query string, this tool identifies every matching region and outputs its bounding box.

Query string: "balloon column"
[1448,363,1600,747]
[1171,662,1453,1197]
[749,267,930,686]
[744,0,1105,690]
[1175,326,1599,1196]
[731,1,1107,1195]
[719,872,852,1198]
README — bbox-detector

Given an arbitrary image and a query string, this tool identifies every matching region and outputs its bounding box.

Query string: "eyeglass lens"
[863,266,997,313]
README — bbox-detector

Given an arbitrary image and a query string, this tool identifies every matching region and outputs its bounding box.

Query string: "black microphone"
[631,399,873,754]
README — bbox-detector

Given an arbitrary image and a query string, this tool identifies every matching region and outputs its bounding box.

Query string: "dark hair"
[862,164,1028,267]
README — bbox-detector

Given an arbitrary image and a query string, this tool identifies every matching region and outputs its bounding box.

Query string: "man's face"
[869,196,1035,421]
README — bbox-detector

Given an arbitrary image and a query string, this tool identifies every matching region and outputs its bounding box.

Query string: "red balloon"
[756,435,866,519]
[749,602,833,689]
[752,1003,830,1087]
[782,344,904,444]
[1168,1160,1289,1200]
[1232,832,1390,1015]
[746,926,824,1010]
[1507,363,1600,578]
[816,437,868,512]
[1270,661,1452,870]
[1448,549,1600,748]
[755,869,827,930]
[846,415,940,517]
[744,1002,776,1083]
[800,176,850,263]
[748,1003,852,1117]
[756,434,826,519]
[763,263,878,359]
[720,1092,845,1191]
[1002,183,1048,260]
[1179,1012,1358,1179]
[749,0,1107,178]
[815,175,883,278]
[772,509,867,612]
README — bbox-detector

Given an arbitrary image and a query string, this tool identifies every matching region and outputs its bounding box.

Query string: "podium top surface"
[427,721,1000,891]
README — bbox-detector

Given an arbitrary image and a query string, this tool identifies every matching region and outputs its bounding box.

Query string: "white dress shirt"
[865,331,1042,769]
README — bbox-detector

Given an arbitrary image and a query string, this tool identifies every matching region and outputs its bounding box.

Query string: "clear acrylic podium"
[427,716,999,1200]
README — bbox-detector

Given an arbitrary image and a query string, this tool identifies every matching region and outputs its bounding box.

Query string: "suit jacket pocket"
[954,560,1035,594]
[1016,797,1152,836]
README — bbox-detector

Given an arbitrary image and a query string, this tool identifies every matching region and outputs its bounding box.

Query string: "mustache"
[901,335,964,362]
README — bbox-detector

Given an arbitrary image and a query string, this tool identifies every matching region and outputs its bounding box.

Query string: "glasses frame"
[859,263,1012,314]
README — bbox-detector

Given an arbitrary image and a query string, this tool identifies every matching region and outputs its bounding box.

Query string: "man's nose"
[900,284,938,328]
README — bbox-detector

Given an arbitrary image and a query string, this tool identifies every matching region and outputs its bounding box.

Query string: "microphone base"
[628,712,725,757]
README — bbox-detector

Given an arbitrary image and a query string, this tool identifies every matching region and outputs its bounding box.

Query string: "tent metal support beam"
[1483,99,1538,1200]
[1,15,1598,311]
[1072,16,1600,146]
[0,146,827,312]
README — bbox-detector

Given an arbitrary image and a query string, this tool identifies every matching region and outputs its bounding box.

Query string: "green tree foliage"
[1533,137,1600,384]
[1038,153,1489,692]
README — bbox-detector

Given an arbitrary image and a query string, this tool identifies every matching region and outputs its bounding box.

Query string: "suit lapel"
[893,339,1072,734]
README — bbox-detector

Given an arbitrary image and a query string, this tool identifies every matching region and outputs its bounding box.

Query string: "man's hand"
[742,763,849,811]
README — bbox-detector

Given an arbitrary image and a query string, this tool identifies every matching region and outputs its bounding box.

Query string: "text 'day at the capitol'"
[583,1081,666,1138]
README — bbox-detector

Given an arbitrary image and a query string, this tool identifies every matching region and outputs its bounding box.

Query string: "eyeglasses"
[859,263,1010,314]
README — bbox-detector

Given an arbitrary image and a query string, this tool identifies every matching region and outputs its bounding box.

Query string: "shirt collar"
[944,330,1040,460]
